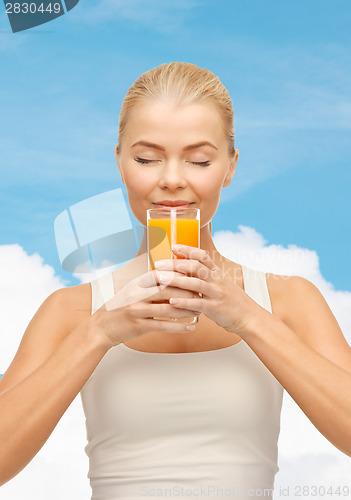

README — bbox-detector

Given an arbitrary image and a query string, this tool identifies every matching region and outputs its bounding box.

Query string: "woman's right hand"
[90,269,198,349]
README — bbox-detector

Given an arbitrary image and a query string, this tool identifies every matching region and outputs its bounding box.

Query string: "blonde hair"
[117,62,235,157]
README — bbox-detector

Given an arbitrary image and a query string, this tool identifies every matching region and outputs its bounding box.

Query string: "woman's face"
[115,100,239,230]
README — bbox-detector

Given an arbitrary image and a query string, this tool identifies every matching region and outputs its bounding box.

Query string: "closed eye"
[190,161,211,167]
[135,158,211,167]
[135,157,157,164]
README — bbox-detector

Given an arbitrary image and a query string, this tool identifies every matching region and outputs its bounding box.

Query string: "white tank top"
[80,265,284,500]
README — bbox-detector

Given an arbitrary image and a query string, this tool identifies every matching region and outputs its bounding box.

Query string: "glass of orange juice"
[147,207,200,324]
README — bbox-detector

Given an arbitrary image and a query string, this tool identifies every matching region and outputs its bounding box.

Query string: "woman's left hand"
[154,243,265,338]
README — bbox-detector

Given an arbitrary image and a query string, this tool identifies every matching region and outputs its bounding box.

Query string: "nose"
[158,159,188,190]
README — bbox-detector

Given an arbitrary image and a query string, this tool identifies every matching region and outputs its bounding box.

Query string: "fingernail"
[172,244,185,254]
[155,261,167,268]
[159,272,169,282]
[186,325,196,331]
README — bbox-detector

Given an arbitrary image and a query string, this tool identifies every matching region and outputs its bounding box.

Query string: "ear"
[114,146,125,185]
[222,149,239,188]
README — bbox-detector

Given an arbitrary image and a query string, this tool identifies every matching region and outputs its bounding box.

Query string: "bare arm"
[0,287,109,486]
[0,269,195,486]
[243,275,351,457]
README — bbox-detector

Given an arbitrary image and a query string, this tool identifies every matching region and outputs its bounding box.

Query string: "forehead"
[123,100,225,146]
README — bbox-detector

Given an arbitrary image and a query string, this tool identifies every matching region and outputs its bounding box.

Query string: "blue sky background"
[1,2,351,497]
[1,0,350,289]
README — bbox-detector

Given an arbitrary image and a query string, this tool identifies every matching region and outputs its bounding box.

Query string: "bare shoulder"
[5,282,93,348]
[0,282,93,394]
[265,271,324,326]
[15,281,93,350]
[266,273,296,321]
[266,272,321,337]
[51,282,92,335]
[266,271,351,372]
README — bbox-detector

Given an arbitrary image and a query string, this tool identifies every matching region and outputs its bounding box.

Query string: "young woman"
[0,62,350,500]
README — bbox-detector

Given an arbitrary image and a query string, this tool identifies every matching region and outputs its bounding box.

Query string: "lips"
[153,200,194,207]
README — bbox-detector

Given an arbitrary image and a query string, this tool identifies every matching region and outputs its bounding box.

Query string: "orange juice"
[148,218,199,270]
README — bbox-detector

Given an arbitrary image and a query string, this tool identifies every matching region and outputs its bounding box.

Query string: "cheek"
[124,166,153,193]
[194,173,223,198]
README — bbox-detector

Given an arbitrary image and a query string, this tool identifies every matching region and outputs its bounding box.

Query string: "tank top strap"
[241,265,272,313]
[91,273,115,314]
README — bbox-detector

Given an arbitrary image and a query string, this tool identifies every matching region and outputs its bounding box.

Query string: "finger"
[155,259,212,281]
[135,302,200,320]
[140,269,195,291]
[169,294,203,314]
[140,318,196,333]
[171,244,217,271]
[105,285,202,315]
[147,286,195,303]
[158,271,210,297]
[105,275,163,311]
[138,269,179,288]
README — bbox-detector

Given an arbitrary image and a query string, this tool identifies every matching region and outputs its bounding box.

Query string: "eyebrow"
[131,140,218,151]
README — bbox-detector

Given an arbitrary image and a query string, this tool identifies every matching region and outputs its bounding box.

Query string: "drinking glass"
[147,207,200,324]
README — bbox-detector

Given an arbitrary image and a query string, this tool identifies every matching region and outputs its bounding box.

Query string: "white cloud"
[0,244,90,500]
[213,226,351,497]
[213,225,351,340]
[1,228,350,499]
[0,245,68,367]
[275,451,351,498]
